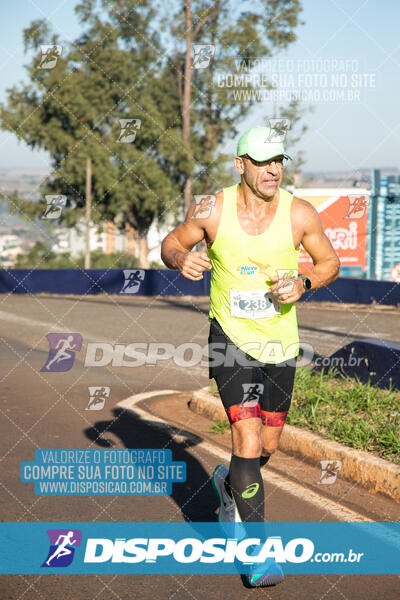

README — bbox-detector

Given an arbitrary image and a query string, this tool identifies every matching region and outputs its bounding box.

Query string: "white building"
[52,216,174,266]
[0,234,25,267]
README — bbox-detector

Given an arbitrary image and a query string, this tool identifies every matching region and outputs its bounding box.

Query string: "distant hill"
[0,168,49,195]
[301,167,399,188]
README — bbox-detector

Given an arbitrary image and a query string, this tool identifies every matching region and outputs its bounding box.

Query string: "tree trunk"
[85,157,92,269]
[182,0,193,211]
[138,235,149,269]
[183,176,192,212]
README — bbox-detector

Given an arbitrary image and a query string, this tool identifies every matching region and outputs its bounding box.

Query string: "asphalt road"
[0,294,399,599]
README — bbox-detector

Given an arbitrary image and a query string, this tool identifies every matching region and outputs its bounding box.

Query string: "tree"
[0,0,303,268]
[169,0,303,207]
[0,0,185,267]
[275,98,313,187]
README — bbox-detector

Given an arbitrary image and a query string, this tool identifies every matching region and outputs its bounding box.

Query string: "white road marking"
[117,390,373,523]
[0,310,101,342]
[119,391,400,551]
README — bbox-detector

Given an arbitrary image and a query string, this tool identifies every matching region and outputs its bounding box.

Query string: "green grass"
[208,368,400,464]
[208,420,231,435]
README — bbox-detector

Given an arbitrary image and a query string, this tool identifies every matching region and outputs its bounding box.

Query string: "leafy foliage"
[13,241,139,269]
[0,0,304,262]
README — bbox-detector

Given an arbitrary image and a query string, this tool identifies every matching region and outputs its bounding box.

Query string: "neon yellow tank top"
[208,183,300,364]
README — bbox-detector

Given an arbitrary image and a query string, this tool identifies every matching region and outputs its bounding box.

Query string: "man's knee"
[231,419,262,458]
[262,441,279,456]
[261,420,287,456]
[234,437,262,457]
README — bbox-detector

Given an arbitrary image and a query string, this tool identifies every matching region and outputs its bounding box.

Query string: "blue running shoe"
[246,558,284,587]
[211,464,241,523]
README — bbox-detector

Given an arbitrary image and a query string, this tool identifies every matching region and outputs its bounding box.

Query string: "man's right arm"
[161,203,212,281]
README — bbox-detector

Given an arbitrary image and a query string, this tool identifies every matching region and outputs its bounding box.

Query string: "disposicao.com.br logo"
[83,534,314,565]
[0,521,396,574]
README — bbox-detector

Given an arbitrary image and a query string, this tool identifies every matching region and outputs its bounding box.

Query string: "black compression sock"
[260,454,271,467]
[224,474,231,497]
[227,454,264,522]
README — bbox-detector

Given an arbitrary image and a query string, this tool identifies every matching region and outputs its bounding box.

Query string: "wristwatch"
[298,274,312,291]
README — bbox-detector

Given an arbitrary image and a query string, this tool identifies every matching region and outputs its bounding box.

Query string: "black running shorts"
[208,318,296,426]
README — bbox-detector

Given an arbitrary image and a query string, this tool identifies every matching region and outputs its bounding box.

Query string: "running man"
[45,531,77,566]
[121,269,144,293]
[161,126,340,586]
[39,46,59,68]
[45,335,77,371]
[86,386,108,410]
[118,120,140,143]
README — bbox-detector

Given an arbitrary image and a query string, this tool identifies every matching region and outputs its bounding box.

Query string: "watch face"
[300,275,311,290]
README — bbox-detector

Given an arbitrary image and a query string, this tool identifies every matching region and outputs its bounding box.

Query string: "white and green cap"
[236,126,291,161]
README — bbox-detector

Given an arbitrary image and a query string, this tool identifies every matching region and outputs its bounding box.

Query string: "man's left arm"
[271,200,340,304]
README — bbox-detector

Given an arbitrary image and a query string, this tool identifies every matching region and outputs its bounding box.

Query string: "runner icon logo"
[318,460,342,485]
[38,45,62,69]
[191,44,215,69]
[275,268,298,294]
[41,529,82,568]
[117,119,141,143]
[192,195,216,219]
[85,386,110,410]
[266,118,291,142]
[344,195,369,220]
[41,333,82,372]
[120,269,145,294]
[241,383,264,406]
[42,195,67,219]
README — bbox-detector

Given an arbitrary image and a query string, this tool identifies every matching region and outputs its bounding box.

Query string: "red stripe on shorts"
[226,403,261,424]
[261,410,288,427]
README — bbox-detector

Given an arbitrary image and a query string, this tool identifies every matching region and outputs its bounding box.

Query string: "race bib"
[230,289,281,319]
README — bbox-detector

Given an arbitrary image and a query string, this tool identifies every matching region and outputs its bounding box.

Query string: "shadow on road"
[84,407,219,522]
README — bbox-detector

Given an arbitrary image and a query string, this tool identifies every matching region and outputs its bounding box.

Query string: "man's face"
[234,154,285,199]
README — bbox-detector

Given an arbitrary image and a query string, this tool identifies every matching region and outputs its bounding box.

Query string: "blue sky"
[0,0,398,173]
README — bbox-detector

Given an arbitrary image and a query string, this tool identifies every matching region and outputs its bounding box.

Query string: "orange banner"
[295,190,369,274]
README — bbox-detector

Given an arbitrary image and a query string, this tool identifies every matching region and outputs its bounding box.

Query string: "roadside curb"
[189,387,400,502]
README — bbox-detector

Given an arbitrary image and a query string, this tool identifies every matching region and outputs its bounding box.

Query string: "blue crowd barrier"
[0,269,399,304]
[299,277,400,306]
[0,269,211,297]
[317,339,400,391]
